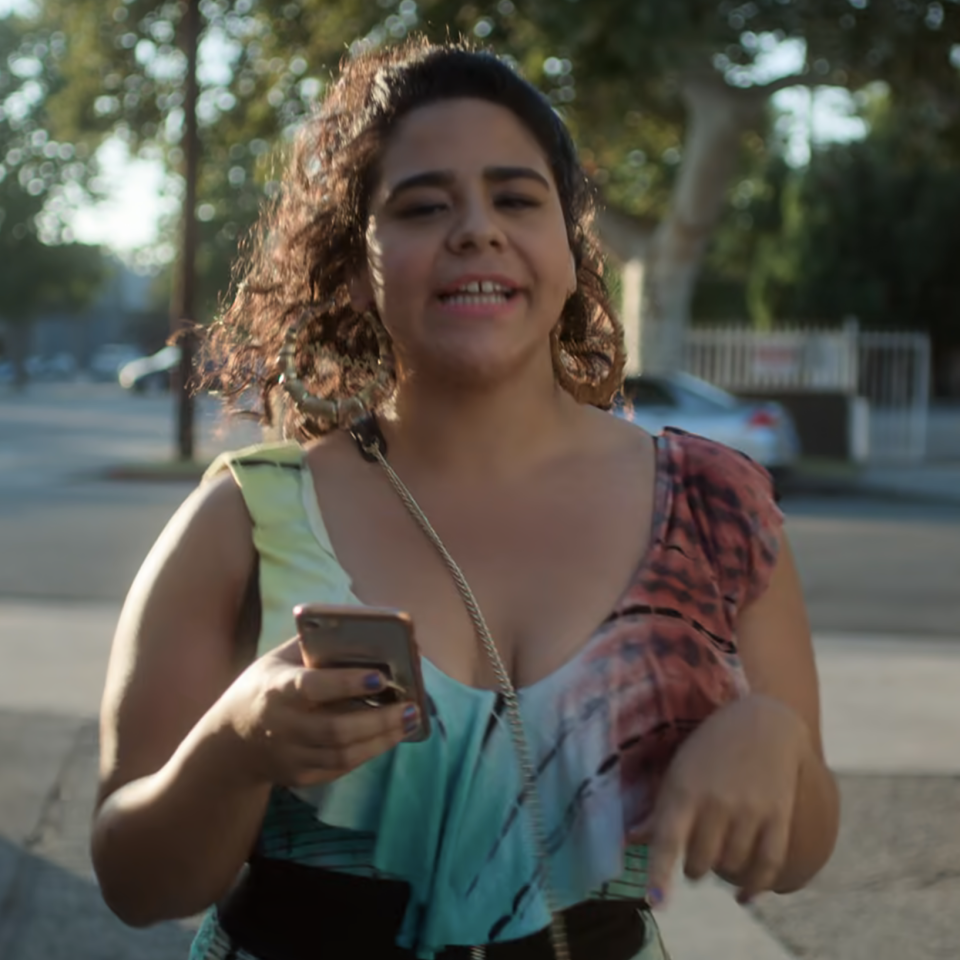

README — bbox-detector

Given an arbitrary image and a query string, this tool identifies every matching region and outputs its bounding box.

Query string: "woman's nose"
[447,197,506,253]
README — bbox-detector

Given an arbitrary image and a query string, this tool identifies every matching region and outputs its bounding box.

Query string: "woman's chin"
[405,341,552,393]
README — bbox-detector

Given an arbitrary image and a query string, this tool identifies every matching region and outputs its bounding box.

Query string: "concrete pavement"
[856,461,960,505]
[3,600,959,959]
[783,459,960,507]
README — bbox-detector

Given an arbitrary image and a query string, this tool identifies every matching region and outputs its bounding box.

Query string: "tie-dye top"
[192,428,783,960]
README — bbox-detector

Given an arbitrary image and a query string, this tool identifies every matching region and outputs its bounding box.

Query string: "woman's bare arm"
[733,532,841,893]
[92,473,271,926]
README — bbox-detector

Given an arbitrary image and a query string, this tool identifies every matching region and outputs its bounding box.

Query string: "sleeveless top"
[189,428,783,960]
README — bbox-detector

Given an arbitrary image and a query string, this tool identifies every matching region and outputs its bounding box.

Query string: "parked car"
[118,344,180,392]
[89,343,142,382]
[119,345,223,393]
[613,372,801,473]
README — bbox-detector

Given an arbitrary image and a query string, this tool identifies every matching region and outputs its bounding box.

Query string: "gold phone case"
[293,604,431,742]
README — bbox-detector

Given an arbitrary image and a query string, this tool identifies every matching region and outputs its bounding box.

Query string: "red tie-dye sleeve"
[671,430,785,615]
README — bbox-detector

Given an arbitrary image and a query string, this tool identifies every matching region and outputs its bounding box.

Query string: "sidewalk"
[783,458,960,506]
[857,460,960,504]
[2,601,959,959]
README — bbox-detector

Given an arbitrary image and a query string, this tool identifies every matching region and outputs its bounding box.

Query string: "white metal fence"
[858,331,931,462]
[683,323,931,462]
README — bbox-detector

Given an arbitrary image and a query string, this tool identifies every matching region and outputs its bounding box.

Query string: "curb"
[777,477,960,507]
[98,462,210,483]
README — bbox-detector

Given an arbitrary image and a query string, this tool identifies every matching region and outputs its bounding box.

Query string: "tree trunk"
[596,206,655,376]
[171,0,201,461]
[620,259,646,374]
[641,75,764,375]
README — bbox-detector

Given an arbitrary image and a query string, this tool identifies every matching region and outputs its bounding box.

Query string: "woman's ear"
[348,267,375,312]
[566,249,578,298]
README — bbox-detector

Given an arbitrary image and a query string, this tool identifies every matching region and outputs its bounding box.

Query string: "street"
[4,384,959,631]
[1,383,959,960]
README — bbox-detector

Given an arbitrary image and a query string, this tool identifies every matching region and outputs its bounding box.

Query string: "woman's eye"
[496,194,540,210]
[398,202,447,218]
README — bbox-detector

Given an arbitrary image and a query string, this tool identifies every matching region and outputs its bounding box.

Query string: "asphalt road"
[2,382,959,636]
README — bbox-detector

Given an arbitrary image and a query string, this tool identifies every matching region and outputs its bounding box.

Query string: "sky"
[0,1,869,262]
[69,141,178,261]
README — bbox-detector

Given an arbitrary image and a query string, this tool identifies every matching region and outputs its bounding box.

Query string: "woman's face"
[355,97,576,388]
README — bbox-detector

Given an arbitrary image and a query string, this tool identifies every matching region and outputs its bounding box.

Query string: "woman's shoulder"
[660,428,783,610]
[661,427,778,507]
[203,439,305,483]
[124,456,258,624]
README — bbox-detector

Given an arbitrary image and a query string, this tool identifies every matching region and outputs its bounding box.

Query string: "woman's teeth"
[442,292,510,306]
[440,281,515,306]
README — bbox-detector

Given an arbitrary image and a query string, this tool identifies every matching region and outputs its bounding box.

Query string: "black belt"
[217,856,648,960]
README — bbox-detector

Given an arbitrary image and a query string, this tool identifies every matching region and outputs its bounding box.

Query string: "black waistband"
[217,856,648,960]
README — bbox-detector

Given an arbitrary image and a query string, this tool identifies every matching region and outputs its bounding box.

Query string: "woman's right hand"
[217,638,420,789]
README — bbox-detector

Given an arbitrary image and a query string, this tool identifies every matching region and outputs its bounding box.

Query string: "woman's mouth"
[437,279,520,308]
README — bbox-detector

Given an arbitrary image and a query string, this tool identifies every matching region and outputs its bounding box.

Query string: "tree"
[415,1,960,371]
[0,13,106,387]
[750,90,960,395]
[38,0,381,319]
[36,0,960,379]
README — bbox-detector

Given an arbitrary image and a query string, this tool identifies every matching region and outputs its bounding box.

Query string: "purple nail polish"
[647,886,664,907]
[403,704,419,733]
[364,672,383,691]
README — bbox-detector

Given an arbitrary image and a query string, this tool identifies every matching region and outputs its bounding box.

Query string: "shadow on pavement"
[0,710,196,960]
[0,836,194,960]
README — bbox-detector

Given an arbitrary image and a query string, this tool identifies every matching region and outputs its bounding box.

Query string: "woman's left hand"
[630,693,813,908]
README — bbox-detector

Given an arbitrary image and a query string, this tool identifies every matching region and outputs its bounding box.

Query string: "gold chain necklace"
[352,425,571,960]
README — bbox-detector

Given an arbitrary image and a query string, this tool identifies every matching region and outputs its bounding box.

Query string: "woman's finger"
[282,715,416,783]
[269,635,308,665]
[736,813,791,904]
[644,792,697,909]
[292,699,419,750]
[718,815,762,882]
[626,815,654,848]
[682,802,729,882]
[294,665,392,707]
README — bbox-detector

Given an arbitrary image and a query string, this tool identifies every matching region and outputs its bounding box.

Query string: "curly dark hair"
[206,35,625,441]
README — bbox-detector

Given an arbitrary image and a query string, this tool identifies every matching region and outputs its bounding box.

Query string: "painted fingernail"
[364,672,383,691]
[402,704,419,734]
[647,886,665,908]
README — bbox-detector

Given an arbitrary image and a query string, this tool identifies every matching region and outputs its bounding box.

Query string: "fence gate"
[857,332,930,462]
[683,324,930,462]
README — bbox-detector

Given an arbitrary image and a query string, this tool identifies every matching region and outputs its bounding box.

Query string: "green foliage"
[28,0,960,327]
[424,0,960,210]
[694,129,789,323]
[749,95,960,354]
[34,0,396,318]
[0,14,106,327]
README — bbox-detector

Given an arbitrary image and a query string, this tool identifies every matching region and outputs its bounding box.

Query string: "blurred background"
[1,3,959,960]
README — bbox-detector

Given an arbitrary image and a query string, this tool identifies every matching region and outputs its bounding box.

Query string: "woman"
[91,38,840,960]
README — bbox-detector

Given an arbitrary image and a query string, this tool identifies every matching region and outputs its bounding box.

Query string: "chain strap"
[358,434,570,960]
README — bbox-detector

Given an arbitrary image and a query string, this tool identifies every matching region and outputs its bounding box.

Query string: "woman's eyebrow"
[484,166,550,189]
[384,165,550,204]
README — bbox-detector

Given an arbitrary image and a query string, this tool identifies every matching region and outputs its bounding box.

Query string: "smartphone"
[292,603,430,742]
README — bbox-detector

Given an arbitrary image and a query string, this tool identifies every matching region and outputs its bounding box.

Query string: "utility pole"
[171,0,200,460]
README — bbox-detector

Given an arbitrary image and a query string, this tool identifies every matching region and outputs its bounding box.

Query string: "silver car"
[613,372,801,473]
